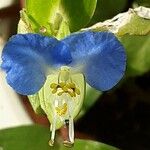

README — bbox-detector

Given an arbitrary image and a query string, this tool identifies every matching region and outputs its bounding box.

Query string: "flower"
[1,31,126,146]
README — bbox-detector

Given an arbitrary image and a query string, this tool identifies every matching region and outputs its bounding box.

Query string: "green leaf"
[68,140,119,150]
[0,125,57,150]
[0,125,119,150]
[60,0,97,32]
[25,0,97,35]
[55,19,70,40]
[120,35,150,76]
[133,0,150,7]
[17,9,33,34]
[89,0,128,25]
[28,93,45,115]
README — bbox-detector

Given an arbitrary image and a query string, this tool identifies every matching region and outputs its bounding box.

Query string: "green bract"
[38,73,85,129]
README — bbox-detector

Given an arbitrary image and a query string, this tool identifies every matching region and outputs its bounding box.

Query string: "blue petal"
[1,34,72,95]
[51,42,72,66]
[62,31,126,91]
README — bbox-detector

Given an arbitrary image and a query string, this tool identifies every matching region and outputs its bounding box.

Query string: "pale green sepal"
[28,94,45,115]
[56,20,70,40]
[17,9,33,34]
[48,14,70,39]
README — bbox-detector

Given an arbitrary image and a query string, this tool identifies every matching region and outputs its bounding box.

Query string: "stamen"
[52,89,57,94]
[50,83,58,88]
[62,118,74,148]
[75,88,80,95]
[49,113,56,146]
[68,91,75,97]
[47,68,84,147]
[50,82,80,98]
[62,100,74,147]
[67,83,75,88]
[69,116,74,143]
[59,82,66,87]
[62,86,68,92]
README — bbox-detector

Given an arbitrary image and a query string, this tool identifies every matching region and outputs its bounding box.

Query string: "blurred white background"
[0,0,32,129]
[0,0,14,9]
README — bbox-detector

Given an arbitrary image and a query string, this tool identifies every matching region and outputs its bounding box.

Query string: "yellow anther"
[69,93,74,97]
[55,103,67,116]
[67,83,75,88]
[50,83,58,89]
[73,92,76,97]
[67,88,73,93]
[68,91,75,97]
[62,86,68,92]
[59,82,66,87]
[50,81,80,97]
[52,89,57,94]
[75,88,80,95]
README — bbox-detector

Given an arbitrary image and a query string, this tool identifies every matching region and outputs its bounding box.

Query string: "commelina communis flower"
[1,31,126,147]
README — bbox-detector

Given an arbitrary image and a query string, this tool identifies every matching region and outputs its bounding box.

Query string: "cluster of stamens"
[50,82,80,97]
